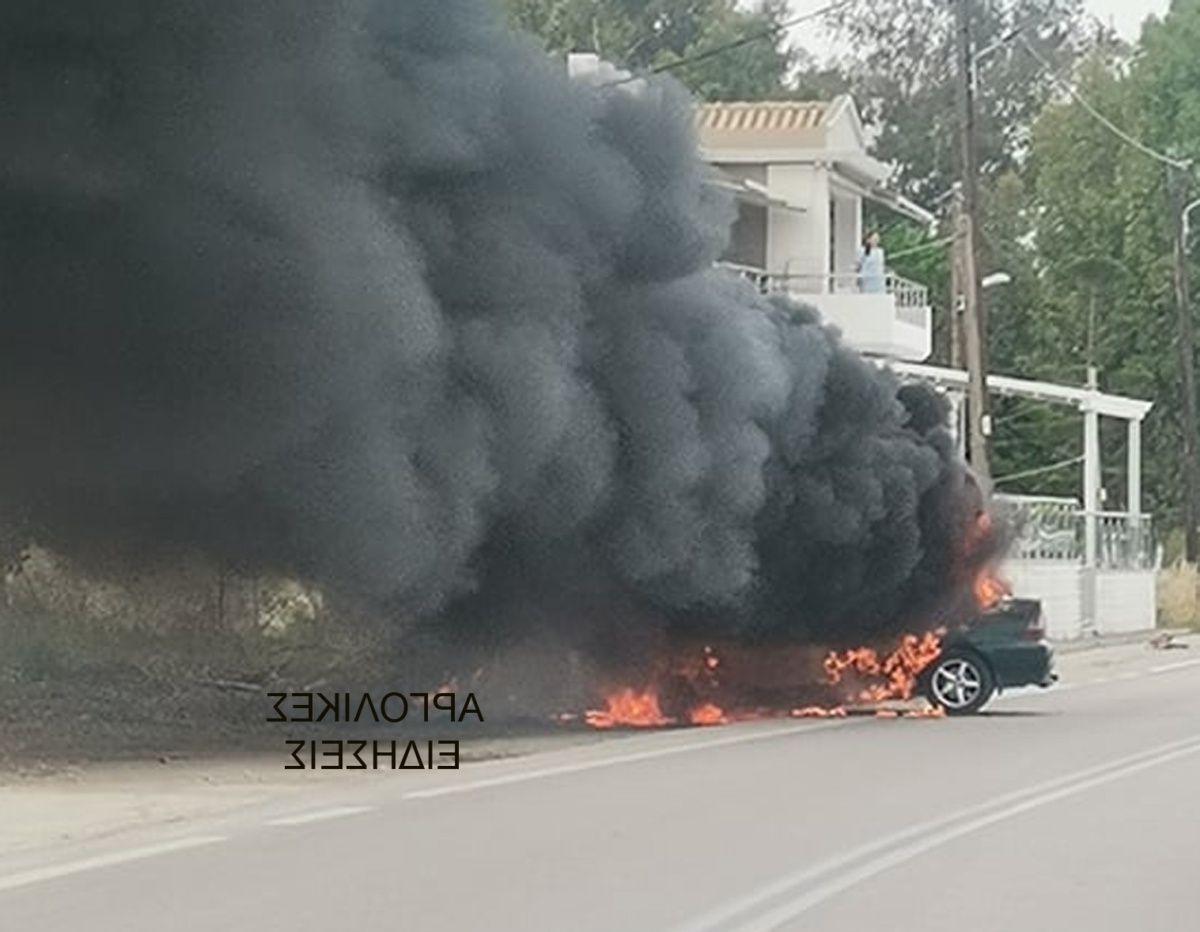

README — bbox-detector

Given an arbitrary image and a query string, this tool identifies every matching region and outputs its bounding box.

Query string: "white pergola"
[882,361,1152,518]
[878,361,1154,630]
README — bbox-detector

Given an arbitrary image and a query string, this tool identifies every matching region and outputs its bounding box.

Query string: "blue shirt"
[857,247,886,293]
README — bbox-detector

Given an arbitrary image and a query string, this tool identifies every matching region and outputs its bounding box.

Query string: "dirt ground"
[0,659,613,778]
[1,631,1192,862]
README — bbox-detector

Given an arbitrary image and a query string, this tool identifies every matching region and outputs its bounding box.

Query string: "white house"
[693,94,1159,640]
[569,54,1160,639]
[696,96,936,362]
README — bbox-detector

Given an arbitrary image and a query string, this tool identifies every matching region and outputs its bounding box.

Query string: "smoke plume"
[0,0,991,652]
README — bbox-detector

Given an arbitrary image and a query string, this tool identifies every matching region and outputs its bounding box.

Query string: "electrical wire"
[1018,35,1192,172]
[993,454,1084,486]
[600,0,857,87]
[887,235,955,260]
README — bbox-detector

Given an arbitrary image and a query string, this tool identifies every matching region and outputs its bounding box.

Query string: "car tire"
[920,649,995,716]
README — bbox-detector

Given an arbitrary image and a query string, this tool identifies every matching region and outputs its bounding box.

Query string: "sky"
[781,0,1173,61]
[1085,0,1171,39]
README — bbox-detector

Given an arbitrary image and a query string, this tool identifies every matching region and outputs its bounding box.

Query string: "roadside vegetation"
[0,552,391,768]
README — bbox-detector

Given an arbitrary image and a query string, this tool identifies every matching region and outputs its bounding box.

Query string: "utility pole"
[954,0,992,485]
[948,189,968,457]
[949,188,965,370]
[1171,169,1200,562]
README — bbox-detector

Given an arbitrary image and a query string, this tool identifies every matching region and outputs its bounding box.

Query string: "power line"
[601,0,857,87]
[1018,35,1192,172]
[993,455,1084,486]
[888,235,955,260]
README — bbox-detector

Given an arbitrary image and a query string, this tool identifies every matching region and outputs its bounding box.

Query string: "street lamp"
[970,9,1072,88]
[946,270,1009,455]
[1179,193,1200,561]
[1185,198,1200,243]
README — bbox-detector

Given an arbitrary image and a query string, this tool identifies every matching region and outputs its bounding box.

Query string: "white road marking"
[1150,658,1200,675]
[731,738,1200,932]
[1011,656,1200,696]
[0,836,227,893]
[672,734,1200,932]
[404,719,861,801]
[265,806,375,827]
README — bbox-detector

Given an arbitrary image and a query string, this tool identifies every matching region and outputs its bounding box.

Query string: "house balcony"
[719,264,932,363]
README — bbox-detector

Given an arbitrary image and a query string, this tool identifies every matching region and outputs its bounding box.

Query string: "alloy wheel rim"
[932,658,983,708]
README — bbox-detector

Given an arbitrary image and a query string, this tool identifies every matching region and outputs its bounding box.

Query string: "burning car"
[582,592,1056,727]
[917,595,1057,715]
[581,483,1048,727]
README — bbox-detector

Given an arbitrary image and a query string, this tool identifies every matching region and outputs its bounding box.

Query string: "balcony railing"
[717,264,930,325]
[994,495,1158,571]
[720,262,773,294]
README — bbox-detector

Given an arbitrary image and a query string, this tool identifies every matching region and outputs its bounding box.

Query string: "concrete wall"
[726,203,768,268]
[1004,562,1157,640]
[1005,563,1083,641]
[805,293,931,362]
[717,164,768,186]
[1096,571,1157,633]
[765,164,828,277]
[831,191,861,276]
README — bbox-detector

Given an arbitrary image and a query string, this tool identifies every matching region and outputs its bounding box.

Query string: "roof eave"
[832,163,936,226]
[707,175,806,213]
[870,190,937,226]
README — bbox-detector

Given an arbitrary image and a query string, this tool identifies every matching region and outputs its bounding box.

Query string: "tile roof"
[695,100,831,132]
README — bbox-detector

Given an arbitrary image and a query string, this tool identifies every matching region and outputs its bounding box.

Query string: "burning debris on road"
[0,0,1008,714]
[824,631,944,704]
[578,628,951,729]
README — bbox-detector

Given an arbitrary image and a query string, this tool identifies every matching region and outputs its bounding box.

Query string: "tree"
[1125,0,1200,543]
[1015,32,1186,524]
[824,0,1088,205]
[504,0,800,100]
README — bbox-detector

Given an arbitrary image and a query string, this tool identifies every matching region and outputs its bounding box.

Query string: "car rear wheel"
[921,650,995,715]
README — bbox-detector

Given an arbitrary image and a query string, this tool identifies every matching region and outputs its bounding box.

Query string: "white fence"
[994,495,1157,571]
[717,263,930,324]
[995,494,1158,638]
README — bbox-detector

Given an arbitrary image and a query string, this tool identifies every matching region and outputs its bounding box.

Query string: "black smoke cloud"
[0,0,985,649]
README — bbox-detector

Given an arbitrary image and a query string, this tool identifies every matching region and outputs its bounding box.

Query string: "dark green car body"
[919,596,1057,714]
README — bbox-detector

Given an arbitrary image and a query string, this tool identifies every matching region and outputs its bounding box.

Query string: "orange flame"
[690,703,728,726]
[584,688,669,729]
[823,631,943,704]
[974,568,1009,610]
[790,706,847,718]
[580,632,947,730]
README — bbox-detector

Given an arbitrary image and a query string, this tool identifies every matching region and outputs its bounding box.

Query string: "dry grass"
[1,545,392,692]
[0,547,401,769]
[1157,561,1200,629]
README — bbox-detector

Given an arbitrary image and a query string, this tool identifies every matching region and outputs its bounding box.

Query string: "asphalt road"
[4,655,1200,932]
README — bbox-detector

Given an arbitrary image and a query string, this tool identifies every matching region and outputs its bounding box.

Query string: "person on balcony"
[856,230,886,294]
